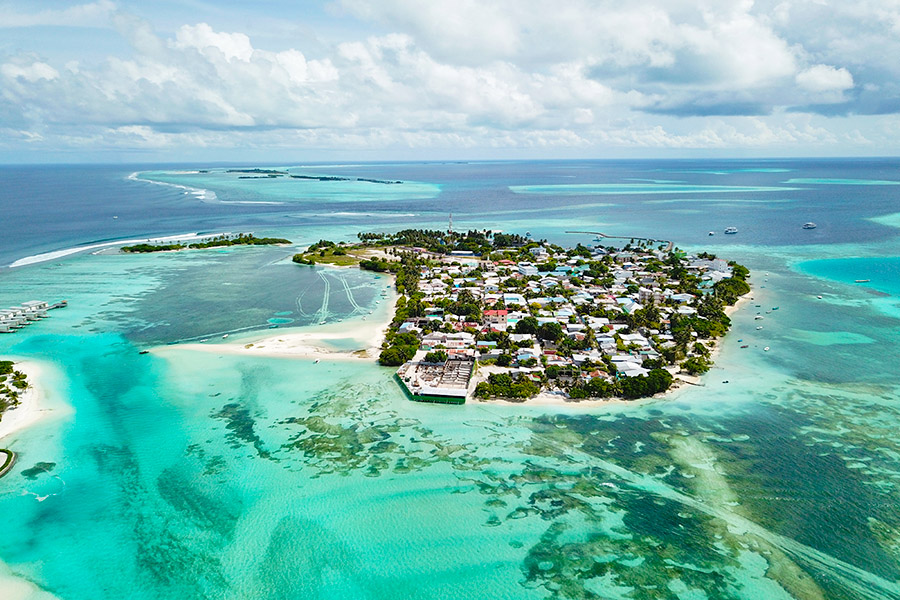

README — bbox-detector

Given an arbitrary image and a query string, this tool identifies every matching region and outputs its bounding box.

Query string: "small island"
[121,233,292,253]
[294,228,750,404]
[0,360,29,478]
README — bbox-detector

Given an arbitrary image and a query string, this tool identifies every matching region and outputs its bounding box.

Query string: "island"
[121,233,292,253]
[0,360,29,478]
[293,228,750,404]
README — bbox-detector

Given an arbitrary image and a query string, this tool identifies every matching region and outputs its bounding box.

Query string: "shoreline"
[0,360,58,444]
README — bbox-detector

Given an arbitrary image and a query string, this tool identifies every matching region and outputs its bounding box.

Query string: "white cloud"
[172,23,254,62]
[1,0,116,28]
[2,2,900,157]
[796,64,854,92]
[1,61,59,82]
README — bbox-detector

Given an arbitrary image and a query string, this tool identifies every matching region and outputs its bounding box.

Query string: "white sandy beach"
[0,361,58,444]
[0,563,59,600]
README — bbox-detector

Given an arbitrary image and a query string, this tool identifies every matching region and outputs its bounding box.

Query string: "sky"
[2,0,900,162]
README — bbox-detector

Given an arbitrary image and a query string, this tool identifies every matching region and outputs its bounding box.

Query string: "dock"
[0,300,64,333]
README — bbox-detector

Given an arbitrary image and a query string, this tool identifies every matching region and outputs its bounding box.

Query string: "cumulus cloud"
[0,1,898,157]
[796,64,854,92]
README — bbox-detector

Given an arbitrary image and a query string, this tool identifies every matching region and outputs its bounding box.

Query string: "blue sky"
[2,0,899,162]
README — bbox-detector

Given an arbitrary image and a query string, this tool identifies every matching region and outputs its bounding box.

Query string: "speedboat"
[802,222,817,229]
[724,227,738,234]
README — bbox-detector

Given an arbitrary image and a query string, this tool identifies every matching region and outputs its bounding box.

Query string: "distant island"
[121,233,292,253]
[293,229,750,404]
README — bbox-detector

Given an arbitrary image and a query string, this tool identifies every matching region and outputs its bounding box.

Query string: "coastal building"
[384,235,745,404]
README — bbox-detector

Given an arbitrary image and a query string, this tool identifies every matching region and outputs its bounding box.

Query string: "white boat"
[802,222,817,229]
[724,227,738,234]
[222,334,228,339]
[708,231,715,236]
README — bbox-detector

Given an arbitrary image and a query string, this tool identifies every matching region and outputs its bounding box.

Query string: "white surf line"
[521,432,900,600]
[128,171,218,202]
[7,232,233,268]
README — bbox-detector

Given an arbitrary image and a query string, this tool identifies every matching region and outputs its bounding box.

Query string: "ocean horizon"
[2,158,900,599]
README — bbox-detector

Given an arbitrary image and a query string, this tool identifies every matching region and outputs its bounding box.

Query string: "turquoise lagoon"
[2,161,900,599]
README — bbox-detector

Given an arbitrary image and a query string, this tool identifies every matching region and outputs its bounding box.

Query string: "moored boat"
[724,227,738,234]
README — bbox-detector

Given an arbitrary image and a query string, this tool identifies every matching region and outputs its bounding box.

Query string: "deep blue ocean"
[1,159,900,599]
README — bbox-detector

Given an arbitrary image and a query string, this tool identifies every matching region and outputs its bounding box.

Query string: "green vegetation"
[474,372,541,400]
[0,361,27,417]
[357,228,527,255]
[567,369,673,400]
[423,351,448,363]
[122,233,291,253]
[682,357,711,375]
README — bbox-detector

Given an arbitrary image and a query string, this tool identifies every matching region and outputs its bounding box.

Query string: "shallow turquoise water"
[797,256,900,297]
[510,183,797,195]
[3,162,900,599]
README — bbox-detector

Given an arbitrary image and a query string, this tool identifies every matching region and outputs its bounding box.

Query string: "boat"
[200,338,209,342]
[802,222,816,229]
[817,295,823,299]
[771,307,779,310]
[854,279,870,283]
[764,346,770,351]
[756,326,763,330]
[724,227,738,234]
[139,350,149,355]
[708,231,715,236]
[740,344,749,348]
[222,334,228,339]
[754,315,764,320]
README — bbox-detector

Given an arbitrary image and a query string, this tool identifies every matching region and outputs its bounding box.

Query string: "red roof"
[483,310,508,316]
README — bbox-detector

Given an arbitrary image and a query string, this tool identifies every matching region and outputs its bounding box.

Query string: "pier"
[0,300,64,333]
